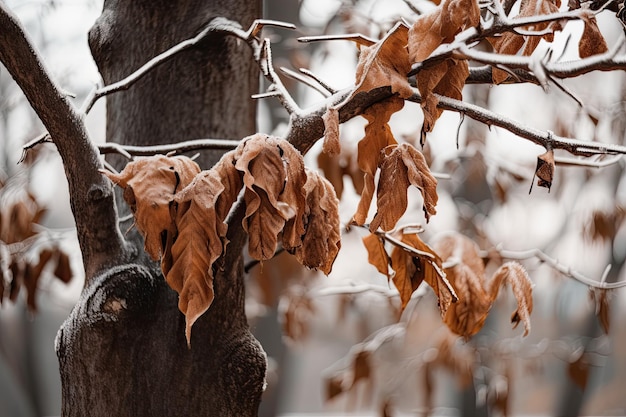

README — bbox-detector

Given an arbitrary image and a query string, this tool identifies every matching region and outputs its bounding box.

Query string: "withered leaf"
[532,149,554,192]
[236,135,308,260]
[353,172,376,226]
[390,231,454,313]
[370,143,438,231]
[408,0,480,63]
[352,22,413,99]
[168,169,228,345]
[280,291,315,342]
[433,233,491,338]
[491,261,534,336]
[9,259,24,302]
[579,15,608,58]
[417,58,468,134]
[102,155,201,260]
[433,233,534,338]
[362,233,390,279]
[294,170,341,274]
[357,97,404,177]
[488,0,562,83]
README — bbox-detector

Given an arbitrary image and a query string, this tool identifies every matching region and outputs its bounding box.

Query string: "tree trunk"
[55,1,267,416]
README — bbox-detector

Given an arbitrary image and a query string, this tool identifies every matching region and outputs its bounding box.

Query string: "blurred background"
[2,0,626,416]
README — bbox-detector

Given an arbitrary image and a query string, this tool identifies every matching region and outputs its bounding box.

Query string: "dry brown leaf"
[491,261,534,336]
[488,0,562,83]
[433,233,491,338]
[294,170,341,274]
[579,15,608,58]
[353,22,413,99]
[417,58,468,134]
[433,233,533,338]
[362,233,390,278]
[408,0,480,63]
[357,97,404,177]
[102,155,201,260]
[168,170,229,345]
[370,143,438,231]
[390,232,453,313]
[353,173,376,226]
[589,287,611,334]
[533,148,555,191]
[280,291,316,342]
[323,107,341,156]
[235,135,309,260]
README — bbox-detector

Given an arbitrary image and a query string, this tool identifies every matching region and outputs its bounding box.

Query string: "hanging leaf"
[579,14,608,58]
[416,58,468,135]
[370,143,438,231]
[390,231,454,313]
[488,0,562,83]
[102,155,201,260]
[294,170,341,274]
[362,233,390,278]
[408,0,480,63]
[432,233,533,338]
[532,148,555,192]
[168,170,230,346]
[491,262,534,336]
[352,22,413,99]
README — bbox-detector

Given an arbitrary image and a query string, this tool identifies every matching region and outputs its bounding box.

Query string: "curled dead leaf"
[390,231,454,314]
[362,233,390,279]
[532,148,554,192]
[370,143,438,231]
[432,232,533,338]
[102,155,201,260]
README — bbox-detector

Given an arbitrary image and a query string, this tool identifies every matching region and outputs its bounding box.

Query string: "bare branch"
[492,247,626,289]
[97,139,238,158]
[0,4,127,278]
[280,67,332,97]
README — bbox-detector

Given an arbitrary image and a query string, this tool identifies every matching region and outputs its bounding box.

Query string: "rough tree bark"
[1,1,266,416]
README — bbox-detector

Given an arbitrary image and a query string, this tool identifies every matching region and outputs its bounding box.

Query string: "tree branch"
[0,4,128,279]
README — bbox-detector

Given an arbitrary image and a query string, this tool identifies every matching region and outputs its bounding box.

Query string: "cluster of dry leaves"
[0,181,72,310]
[104,0,615,348]
[363,228,533,339]
[104,134,341,344]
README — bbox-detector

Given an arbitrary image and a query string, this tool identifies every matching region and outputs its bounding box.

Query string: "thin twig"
[280,66,331,97]
[490,247,626,289]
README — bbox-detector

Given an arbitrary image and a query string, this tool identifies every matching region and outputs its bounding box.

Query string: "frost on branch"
[103,134,341,343]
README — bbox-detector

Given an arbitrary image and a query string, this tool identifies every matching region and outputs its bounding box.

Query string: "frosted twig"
[97,138,238,158]
[490,247,626,289]
[280,66,332,98]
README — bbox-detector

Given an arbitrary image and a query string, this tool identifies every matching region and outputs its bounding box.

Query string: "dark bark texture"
[55,1,267,416]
